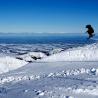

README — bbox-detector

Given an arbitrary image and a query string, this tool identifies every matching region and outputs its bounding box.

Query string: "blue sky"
[0,0,98,33]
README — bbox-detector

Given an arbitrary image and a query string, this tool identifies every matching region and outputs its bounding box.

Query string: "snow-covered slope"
[0,43,98,74]
[0,61,98,98]
[0,56,28,74]
[0,43,98,98]
[41,43,98,62]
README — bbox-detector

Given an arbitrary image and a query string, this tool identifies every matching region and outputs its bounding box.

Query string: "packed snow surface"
[0,61,98,98]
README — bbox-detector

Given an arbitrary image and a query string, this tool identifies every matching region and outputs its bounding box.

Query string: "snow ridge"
[41,43,98,62]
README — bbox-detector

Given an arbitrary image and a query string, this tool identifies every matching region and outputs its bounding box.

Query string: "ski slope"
[0,43,98,98]
[0,61,98,98]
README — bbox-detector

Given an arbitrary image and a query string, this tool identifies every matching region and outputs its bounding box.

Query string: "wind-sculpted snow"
[41,43,98,62]
[0,56,28,74]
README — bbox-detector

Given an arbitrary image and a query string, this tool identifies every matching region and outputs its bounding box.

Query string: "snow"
[0,43,98,98]
[0,61,98,98]
[49,48,64,55]
[0,56,28,74]
[0,64,9,74]
[16,51,47,62]
[41,43,98,62]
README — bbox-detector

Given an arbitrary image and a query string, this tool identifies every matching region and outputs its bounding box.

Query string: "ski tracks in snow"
[0,67,98,98]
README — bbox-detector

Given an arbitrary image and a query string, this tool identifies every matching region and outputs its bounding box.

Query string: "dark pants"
[88,33,93,38]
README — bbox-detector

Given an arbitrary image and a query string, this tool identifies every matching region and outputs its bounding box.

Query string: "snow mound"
[0,64,9,74]
[49,48,64,55]
[16,52,47,62]
[41,43,98,62]
[0,56,28,74]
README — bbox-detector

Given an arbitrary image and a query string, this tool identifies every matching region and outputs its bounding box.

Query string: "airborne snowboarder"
[86,24,95,39]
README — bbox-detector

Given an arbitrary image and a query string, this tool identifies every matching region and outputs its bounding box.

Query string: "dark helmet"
[86,24,92,28]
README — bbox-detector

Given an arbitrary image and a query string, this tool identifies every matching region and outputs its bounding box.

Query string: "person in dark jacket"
[86,24,95,39]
